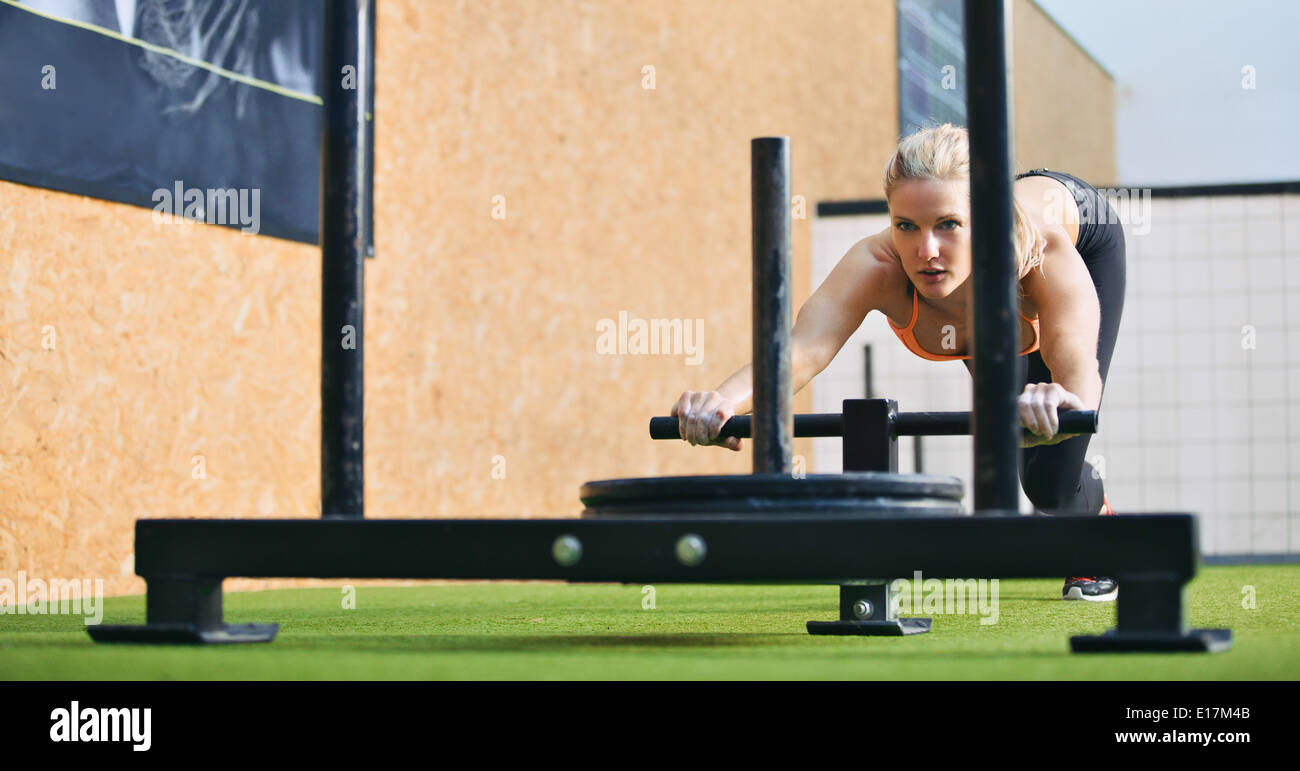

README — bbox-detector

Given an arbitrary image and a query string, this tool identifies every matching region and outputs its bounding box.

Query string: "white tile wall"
[1216,345,1254,377]
[1216,516,1254,553]
[1173,197,1211,223]
[1285,218,1300,262]
[1101,443,1142,476]
[1178,443,1217,475]
[1212,296,1252,329]
[1209,221,1246,252]
[1214,480,1254,517]
[1248,369,1288,402]
[1214,442,1254,477]
[1250,405,1288,441]
[1284,195,1300,219]
[1253,255,1286,282]
[1211,195,1250,221]
[1210,258,1250,292]
[1255,479,1289,516]
[1130,228,1154,258]
[1140,408,1180,440]
[1248,224,1285,253]
[1177,378,1215,410]
[1214,410,1252,443]
[1251,513,1289,552]
[1140,332,1179,366]
[1249,443,1289,477]
[1140,297,1178,330]
[1175,295,1212,330]
[811,191,1298,556]
[1214,368,1251,403]
[1249,295,1287,326]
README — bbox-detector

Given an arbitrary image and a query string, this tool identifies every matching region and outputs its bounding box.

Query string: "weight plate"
[580,472,966,518]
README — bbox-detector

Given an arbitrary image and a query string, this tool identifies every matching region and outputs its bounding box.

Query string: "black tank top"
[1015,169,1116,254]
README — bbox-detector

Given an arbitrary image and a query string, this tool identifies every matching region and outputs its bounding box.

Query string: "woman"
[671,124,1126,601]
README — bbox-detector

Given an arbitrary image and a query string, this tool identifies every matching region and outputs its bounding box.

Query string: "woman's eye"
[895,222,914,231]
[940,220,958,229]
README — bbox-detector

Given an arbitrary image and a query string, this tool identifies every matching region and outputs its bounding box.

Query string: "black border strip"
[1121,180,1300,197]
[818,180,1300,218]
[817,200,891,216]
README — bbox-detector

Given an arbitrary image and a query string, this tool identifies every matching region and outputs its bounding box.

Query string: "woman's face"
[888,179,972,298]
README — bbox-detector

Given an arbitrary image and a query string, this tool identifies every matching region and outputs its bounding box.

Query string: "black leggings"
[967,169,1127,515]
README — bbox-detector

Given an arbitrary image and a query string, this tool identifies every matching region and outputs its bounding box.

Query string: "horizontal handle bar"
[649,410,1097,440]
[651,414,842,439]
[894,410,1097,436]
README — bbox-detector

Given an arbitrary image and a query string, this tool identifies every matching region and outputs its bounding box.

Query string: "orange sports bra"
[888,286,1040,361]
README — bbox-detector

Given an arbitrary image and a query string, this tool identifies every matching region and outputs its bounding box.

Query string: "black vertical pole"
[751,137,793,474]
[321,0,371,519]
[863,343,874,398]
[964,0,1020,513]
[842,399,898,473]
[364,0,376,259]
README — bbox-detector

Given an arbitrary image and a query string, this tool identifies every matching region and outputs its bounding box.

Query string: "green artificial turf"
[1,566,1296,680]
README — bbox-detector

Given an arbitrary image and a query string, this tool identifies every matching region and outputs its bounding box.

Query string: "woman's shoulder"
[854,228,907,274]
[1018,225,1084,316]
[848,229,912,322]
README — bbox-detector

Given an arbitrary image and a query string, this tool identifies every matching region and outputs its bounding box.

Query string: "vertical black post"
[751,137,793,474]
[321,0,371,519]
[964,0,1020,514]
[364,0,376,259]
[863,343,874,398]
[842,399,898,473]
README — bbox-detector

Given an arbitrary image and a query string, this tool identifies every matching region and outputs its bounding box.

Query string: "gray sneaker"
[1062,576,1118,601]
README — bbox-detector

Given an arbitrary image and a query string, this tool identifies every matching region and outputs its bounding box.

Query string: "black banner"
[0,0,337,245]
[0,681,1292,758]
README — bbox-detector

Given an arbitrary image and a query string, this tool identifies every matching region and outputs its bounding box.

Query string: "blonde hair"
[883,123,1046,284]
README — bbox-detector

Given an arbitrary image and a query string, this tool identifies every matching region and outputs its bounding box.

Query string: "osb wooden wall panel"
[1013,0,1116,185]
[1,0,1112,602]
[1,187,320,597]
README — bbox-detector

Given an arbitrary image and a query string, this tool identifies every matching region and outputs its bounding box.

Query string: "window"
[898,0,967,136]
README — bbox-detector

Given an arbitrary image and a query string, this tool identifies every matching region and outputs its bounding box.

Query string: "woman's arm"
[1019,230,1104,444]
[718,228,898,414]
[708,346,827,417]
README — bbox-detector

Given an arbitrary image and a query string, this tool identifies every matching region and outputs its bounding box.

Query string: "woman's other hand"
[1019,382,1086,447]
